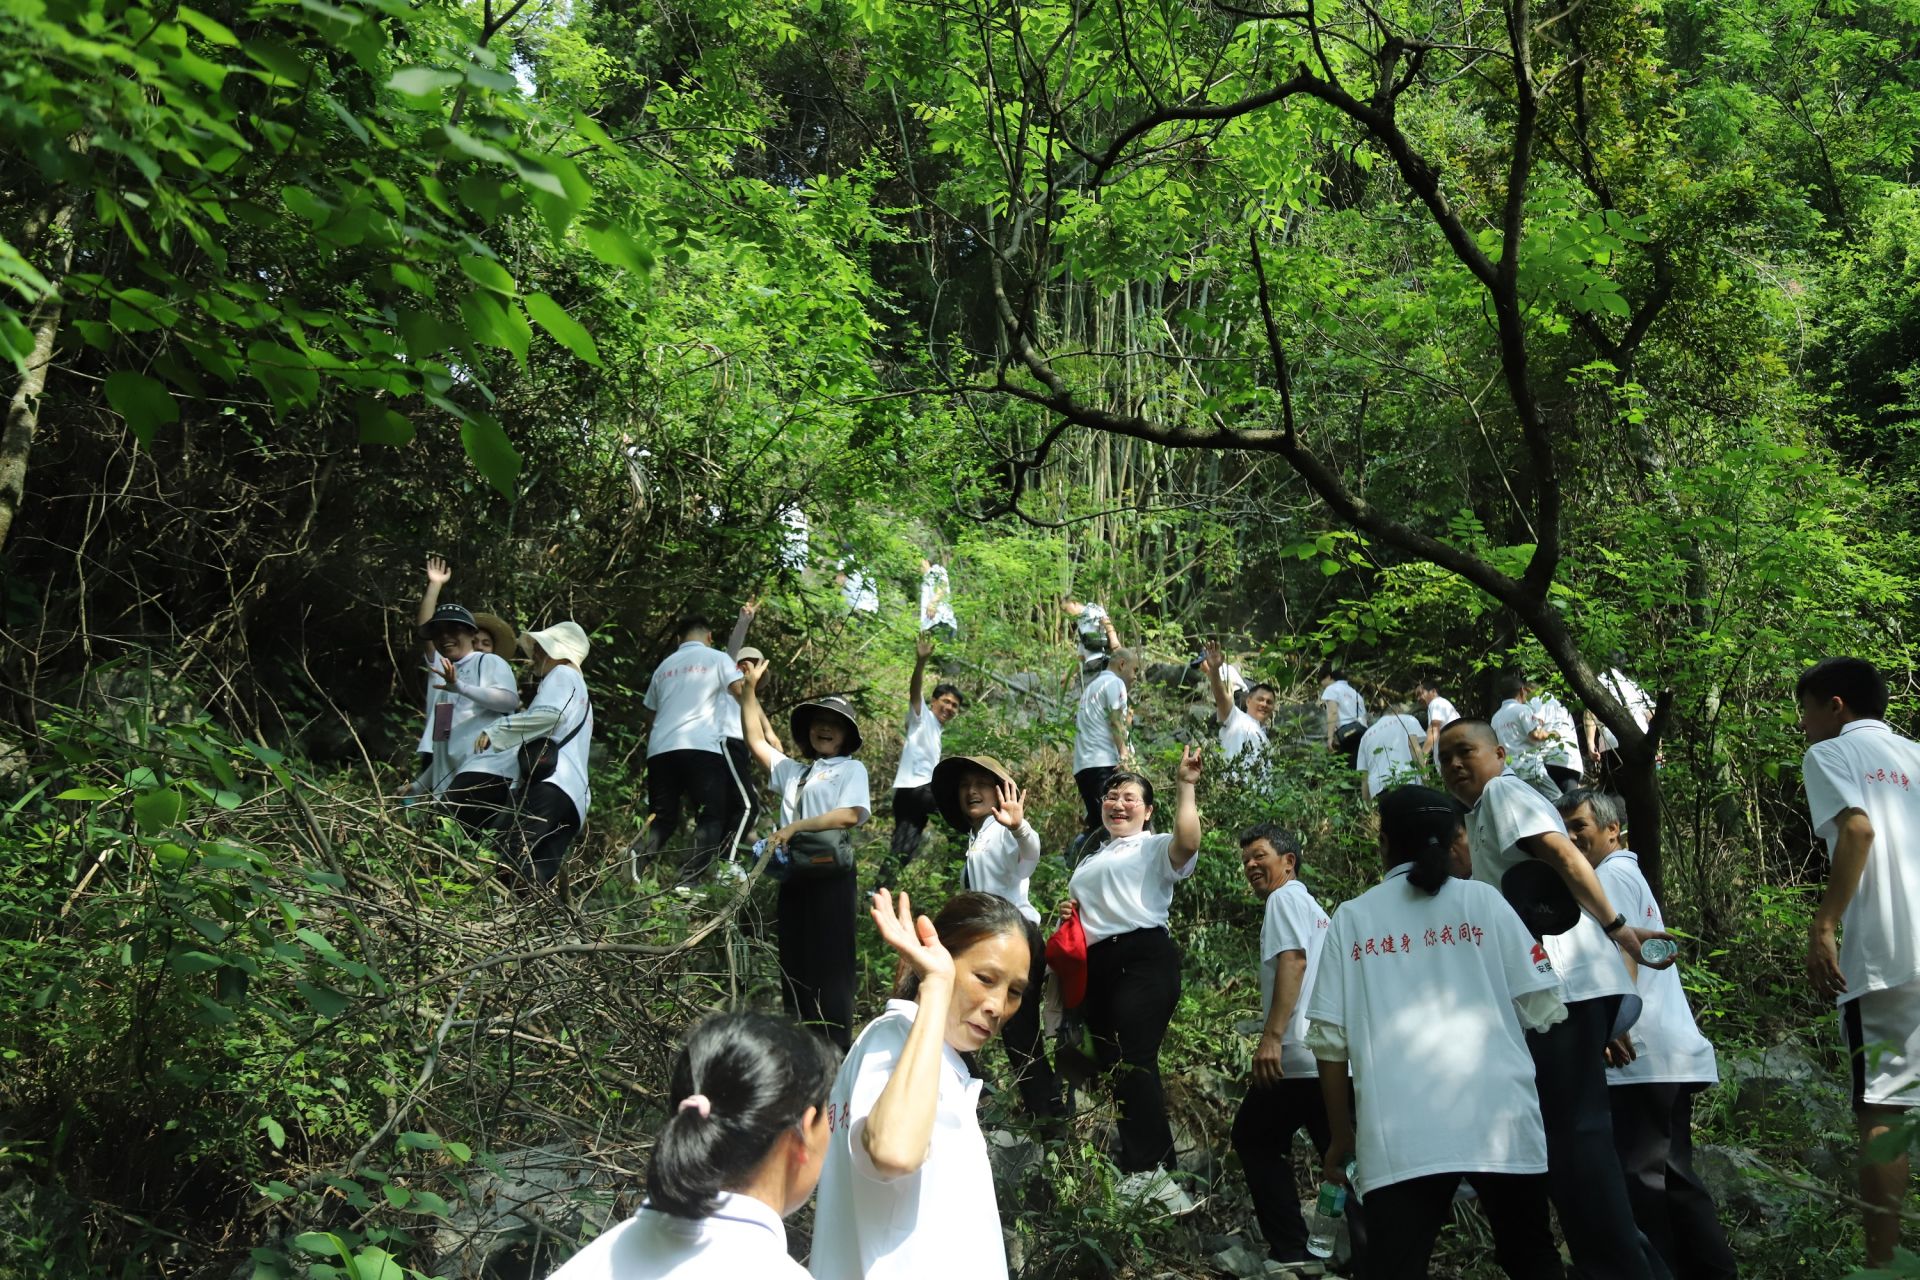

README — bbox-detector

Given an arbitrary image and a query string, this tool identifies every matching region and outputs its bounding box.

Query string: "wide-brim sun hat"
[422,602,479,633]
[931,754,1015,833]
[736,646,766,664]
[790,696,863,756]
[518,620,591,666]
[473,612,517,656]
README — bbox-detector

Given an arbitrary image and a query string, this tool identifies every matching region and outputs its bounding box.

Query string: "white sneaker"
[1116,1167,1197,1217]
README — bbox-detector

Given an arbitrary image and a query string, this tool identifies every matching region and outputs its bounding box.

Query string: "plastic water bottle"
[1640,937,1678,965]
[1305,1179,1346,1258]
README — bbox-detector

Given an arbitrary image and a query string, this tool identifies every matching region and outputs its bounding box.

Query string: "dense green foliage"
[5,0,1920,1272]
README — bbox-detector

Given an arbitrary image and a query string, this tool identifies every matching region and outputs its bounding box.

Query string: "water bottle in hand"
[1305,1179,1346,1258]
[1640,937,1678,965]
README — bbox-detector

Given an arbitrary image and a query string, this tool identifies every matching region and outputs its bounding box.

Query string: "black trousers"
[1528,997,1662,1280]
[723,736,762,843]
[1003,921,1063,1119]
[647,748,738,879]
[777,868,857,1051]
[1361,1173,1563,1279]
[445,770,513,841]
[502,781,580,889]
[885,783,938,873]
[1547,764,1584,791]
[1233,1076,1331,1259]
[1075,765,1117,853]
[1084,926,1181,1172]
[1609,1083,1738,1280]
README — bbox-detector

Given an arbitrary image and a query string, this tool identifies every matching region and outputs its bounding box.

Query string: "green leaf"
[442,124,513,168]
[351,1247,405,1280]
[581,222,653,275]
[388,67,461,98]
[355,398,414,445]
[524,293,601,366]
[133,787,187,833]
[1319,558,1341,576]
[458,255,515,295]
[382,1184,412,1208]
[460,414,521,496]
[396,1131,444,1151]
[170,950,227,974]
[54,786,116,800]
[176,5,240,44]
[104,372,181,446]
[294,980,351,1018]
[260,1116,287,1149]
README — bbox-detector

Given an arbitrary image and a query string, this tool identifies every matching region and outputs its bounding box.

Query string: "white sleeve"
[1487,778,1565,850]
[1306,909,1349,1032]
[1012,821,1042,875]
[1148,831,1197,882]
[1265,888,1312,961]
[1305,1019,1349,1061]
[1803,744,1865,844]
[1514,988,1568,1032]
[643,668,662,712]
[838,761,873,823]
[459,654,520,712]
[842,1021,918,1185]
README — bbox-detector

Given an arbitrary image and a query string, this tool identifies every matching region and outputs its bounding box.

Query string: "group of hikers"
[397,557,1920,1279]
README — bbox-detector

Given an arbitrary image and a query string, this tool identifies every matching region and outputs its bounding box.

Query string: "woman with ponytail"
[1304,786,1570,1279]
[548,1012,838,1279]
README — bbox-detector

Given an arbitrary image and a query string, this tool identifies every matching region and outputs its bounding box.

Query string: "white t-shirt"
[1068,830,1197,944]
[427,650,520,792]
[919,565,956,633]
[1425,695,1459,735]
[1306,868,1558,1196]
[484,663,592,823]
[963,820,1042,923]
[768,752,872,827]
[1530,694,1582,772]
[1466,771,1633,1003]
[1262,880,1331,1076]
[1356,714,1424,796]
[1597,669,1655,752]
[1598,851,1718,1085]
[891,705,942,790]
[546,1194,806,1280]
[1321,680,1367,728]
[1491,699,1552,784]
[809,1002,1006,1280]
[1219,707,1268,761]
[644,643,743,757]
[1802,720,1920,1003]
[1073,671,1129,771]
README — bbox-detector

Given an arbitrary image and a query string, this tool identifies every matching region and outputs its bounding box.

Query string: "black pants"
[445,770,513,841]
[1084,927,1181,1172]
[1528,997,1661,1280]
[1362,1173,1563,1279]
[777,869,857,1051]
[1610,1083,1738,1280]
[647,748,738,879]
[1233,1076,1331,1259]
[1004,921,1063,1119]
[884,784,938,878]
[502,781,580,889]
[723,737,762,844]
[1075,765,1117,853]
[1547,764,1584,791]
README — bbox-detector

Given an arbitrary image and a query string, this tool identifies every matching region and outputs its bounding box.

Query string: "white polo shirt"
[1802,719,1920,1003]
[809,1001,1006,1280]
[427,650,520,792]
[1262,879,1331,1076]
[1321,680,1367,728]
[1068,830,1197,944]
[963,819,1042,923]
[1490,699,1553,785]
[1306,868,1558,1196]
[1073,671,1129,772]
[891,705,942,791]
[644,642,743,757]
[1597,669,1654,751]
[1466,771,1633,1003]
[767,752,872,827]
[482,663,592,822]
[546,1193,807,1280]
[1597,850,1718,1085]
[1530,694,1582,772]
[1356,714,1424,796]
[1219,707,1268,761]
[1425,695,1459,734]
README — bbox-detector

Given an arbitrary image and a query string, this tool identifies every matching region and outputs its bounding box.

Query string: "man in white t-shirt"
[1355,703,1425,801]
[1203,641,1272,765]
[1438,717,1673,1280]
[1071,648,1136,859]
[1230,823,1335,1268]
[882,632,964,883]
[1558,787,1737,1280]
[1531,687,1585,792]
[1416,676,1459,758]
[1321,669,1369,764]
[640,616,746,882]
[1491,672,1559,799]
[1797,657,1920,1267]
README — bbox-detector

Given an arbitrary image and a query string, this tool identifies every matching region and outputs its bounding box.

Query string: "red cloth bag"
[1045,902,1089,1009]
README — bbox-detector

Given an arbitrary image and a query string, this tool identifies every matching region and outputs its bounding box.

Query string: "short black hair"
[1494,671,1530,701]
[1415,675,1440,693]
[677,614,713,640]
[1239,822,1301,860]
[1438,717,1499,750]
[1796,657,1889,719]
[1103,770,1155,810]
[1327,667,1348,681]
[931,682,965,707]
[1247,682,1277,699]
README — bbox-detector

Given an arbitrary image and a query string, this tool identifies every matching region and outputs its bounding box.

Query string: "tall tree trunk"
[0,195,79,552]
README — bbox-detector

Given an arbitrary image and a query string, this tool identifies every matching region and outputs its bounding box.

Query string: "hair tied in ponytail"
[678,1094,712,1119]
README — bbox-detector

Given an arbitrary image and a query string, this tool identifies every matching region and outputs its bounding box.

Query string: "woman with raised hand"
[809,891,1035,1280]
[475,622,593,891]
[1066,744,1205,1214]
[546,1012,838,1280]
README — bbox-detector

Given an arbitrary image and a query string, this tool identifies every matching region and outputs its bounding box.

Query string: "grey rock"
[1719,1042,1849,1138]
[428,1142,625,1276]
[1692,1143,1804,1228]
[1211,1241,1275,1277]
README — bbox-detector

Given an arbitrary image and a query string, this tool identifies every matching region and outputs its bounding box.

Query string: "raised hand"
[425,555,451,586]
[431,655,460,691]
[741,657,768,690]
[1176,742,1204,786]
[991,780,1026,829]
[916,630,933,661]
[1202,639,1224,677]
[869,889,954,989]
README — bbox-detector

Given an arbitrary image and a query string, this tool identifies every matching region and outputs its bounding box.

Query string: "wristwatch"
[1602,913,1629,936]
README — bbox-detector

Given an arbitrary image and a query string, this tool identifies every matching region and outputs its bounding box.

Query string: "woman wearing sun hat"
[738,662,871,1050]
[931,753,1061,1118]
[476,621,593,890]
[417,600,521,837]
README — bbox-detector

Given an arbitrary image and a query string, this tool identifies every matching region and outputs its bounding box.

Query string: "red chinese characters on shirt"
[1864,767,1913,790]
[1349,922,1486,959]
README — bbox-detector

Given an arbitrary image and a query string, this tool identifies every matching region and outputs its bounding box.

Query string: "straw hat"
[517,620,591,667]
[472,612,516,657]
[931,754,1016,833]
[790,696,863,756]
